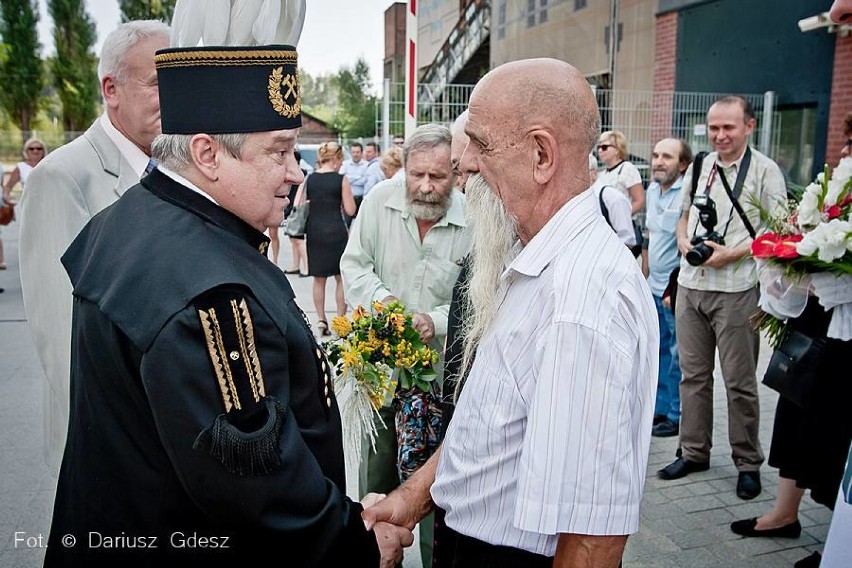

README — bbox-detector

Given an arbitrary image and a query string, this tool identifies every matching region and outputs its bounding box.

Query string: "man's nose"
[458,141,478,174]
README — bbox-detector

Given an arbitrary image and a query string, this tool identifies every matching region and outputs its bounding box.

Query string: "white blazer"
[19,119,141,477]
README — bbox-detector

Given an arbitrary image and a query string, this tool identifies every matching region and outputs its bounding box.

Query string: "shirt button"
[229,351,240,361]
[326,396,332,408]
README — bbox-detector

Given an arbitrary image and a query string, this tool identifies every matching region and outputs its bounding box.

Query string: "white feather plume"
[171,0,204,47]
[274,0,306,45]
[225,0,264,45]
[171,0,307,47]
[202,0,231,45]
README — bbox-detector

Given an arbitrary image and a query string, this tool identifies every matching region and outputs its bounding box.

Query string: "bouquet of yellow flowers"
[327,300,442,481]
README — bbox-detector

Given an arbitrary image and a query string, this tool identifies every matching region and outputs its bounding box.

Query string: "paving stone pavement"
[0,224,830,567]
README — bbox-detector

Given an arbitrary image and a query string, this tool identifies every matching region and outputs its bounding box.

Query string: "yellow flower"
[331,316,352,337]
[388,313,406,334]
[352,305,368,322]
[372,300,384,314]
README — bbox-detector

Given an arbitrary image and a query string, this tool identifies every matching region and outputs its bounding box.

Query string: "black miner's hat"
[155,45,301,134]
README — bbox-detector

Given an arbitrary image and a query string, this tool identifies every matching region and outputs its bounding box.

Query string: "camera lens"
[686,242,713,266]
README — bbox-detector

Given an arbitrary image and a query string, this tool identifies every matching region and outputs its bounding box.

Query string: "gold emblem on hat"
[268,67,301,119]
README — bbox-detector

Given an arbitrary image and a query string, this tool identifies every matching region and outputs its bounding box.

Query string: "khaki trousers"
[675,286,764,471]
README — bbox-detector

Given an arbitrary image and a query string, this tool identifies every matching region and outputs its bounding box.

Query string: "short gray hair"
[403,123,452,164]
[98,20,170,84]
[151,133,248,172]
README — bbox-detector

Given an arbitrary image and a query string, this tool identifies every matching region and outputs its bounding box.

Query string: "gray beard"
[458,174,518,396]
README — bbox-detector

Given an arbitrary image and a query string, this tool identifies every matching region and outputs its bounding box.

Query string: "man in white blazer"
[19,20,169,477]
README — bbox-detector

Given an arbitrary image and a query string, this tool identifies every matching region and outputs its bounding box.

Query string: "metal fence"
[376,82,781,183]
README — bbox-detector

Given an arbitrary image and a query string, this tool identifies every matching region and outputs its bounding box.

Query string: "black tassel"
[194,397,285,476]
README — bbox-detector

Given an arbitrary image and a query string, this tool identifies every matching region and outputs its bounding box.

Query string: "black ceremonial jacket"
[44,169,379,567]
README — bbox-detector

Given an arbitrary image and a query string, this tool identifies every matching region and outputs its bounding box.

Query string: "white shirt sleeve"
[619,162,643,190]
[601,186,636,246]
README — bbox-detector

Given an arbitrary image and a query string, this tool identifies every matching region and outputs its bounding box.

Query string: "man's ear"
[189,134,220,182]
[101,76,118,110]
[531,130,557,185]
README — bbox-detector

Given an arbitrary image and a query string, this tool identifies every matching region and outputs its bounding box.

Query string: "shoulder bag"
[0,202,14,226]
[283,175,310,237]
[762,329,826,409]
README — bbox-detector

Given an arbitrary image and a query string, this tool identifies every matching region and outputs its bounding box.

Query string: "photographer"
[658,96,787,501]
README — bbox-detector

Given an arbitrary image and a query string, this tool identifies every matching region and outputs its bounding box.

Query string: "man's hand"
[412,313,435,343]
[373,521,414,568]
[700,240,741,268]
[363,449,440,531]
[662,295,672,309]
[381,295,399,305]
[360,492,386,510]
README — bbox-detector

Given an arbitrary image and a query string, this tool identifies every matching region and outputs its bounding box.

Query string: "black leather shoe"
[736,471,762,500]
[730,517,801,538]
[653,414,667,425]
[794,551,821,568]
[657,457,710,480]
[652,419,679,437]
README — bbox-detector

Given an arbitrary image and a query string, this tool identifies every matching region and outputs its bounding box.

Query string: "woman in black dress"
[294,142,356,335]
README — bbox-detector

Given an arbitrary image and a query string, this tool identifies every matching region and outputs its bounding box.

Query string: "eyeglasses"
[27,147,44,151]
[596,144,613,151]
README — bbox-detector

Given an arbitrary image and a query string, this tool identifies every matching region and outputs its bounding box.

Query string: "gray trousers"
[675,286,764,471]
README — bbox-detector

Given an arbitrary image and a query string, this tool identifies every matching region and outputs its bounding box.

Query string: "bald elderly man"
[363,58,658,568]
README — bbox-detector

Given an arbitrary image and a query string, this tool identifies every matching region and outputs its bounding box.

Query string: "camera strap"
[714,147,756,238]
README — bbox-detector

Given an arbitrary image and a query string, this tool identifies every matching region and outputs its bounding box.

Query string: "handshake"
[361,485,430,568]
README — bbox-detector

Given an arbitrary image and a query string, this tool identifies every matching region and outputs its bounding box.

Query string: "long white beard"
[458,174,518,396]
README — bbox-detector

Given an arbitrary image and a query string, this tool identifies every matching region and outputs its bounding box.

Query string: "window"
[540,0,548,23]
[527,0,536,28]
[497,0,506,39]
[575,0,587,10]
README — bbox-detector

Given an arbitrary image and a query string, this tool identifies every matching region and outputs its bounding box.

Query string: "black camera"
[686,195,725,266]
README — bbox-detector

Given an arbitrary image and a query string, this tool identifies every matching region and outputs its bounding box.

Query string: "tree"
[119,0,174,23]
[0,0,44,142]
[332,58,377,139]
[48,0,98,138]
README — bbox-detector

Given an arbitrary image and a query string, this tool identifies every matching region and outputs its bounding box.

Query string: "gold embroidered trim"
[238,299,267,399]
[199,308,240,412]
[268,67,301,119]
[231,299,259,403]
[155,49,297,65]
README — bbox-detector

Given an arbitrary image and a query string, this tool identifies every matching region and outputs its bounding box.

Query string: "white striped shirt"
[431,189,658,556]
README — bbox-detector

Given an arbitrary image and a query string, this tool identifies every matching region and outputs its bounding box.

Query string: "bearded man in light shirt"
[362,58,658,568]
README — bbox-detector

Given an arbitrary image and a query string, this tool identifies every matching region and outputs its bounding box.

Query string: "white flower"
[817,172,826,184]
[796,219,852,262]
[832,157,852,186]
[826,178,844,206]
[797,187,822,229]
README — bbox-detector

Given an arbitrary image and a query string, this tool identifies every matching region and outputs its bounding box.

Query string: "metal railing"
[377,83,780,183]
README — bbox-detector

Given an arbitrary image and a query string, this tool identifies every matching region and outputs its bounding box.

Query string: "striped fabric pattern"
[431,189,659,556]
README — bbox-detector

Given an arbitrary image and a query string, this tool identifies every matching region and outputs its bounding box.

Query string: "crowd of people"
[2,0,850,566]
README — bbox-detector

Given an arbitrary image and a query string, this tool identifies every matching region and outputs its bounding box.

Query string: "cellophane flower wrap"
[326,300,442,482]
[751,158,852,344]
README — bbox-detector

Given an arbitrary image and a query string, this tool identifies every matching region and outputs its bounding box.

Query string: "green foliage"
[119,0,174,23]
[48,0,98,136]
[0,0,44,141]
[331,58,377,139]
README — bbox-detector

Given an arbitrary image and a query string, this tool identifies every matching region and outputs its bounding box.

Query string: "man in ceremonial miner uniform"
[43,3,412,567]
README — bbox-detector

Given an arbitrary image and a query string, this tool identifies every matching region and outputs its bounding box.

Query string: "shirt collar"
[158,165,219,204]
[141,169,270,255]
[384,178,467,228]
[506,189,599,278]
[716,147,748,170]
[99,113,150,177]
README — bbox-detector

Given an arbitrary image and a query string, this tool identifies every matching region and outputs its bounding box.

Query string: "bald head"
[460,58,602,243]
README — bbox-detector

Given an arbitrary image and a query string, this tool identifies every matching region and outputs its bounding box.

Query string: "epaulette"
[191,288,284,476]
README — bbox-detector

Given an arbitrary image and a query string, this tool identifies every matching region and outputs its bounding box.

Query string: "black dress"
[768,297,852,507]
[305,172,348,277]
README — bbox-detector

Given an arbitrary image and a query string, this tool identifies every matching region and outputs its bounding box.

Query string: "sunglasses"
[27,146,44,151]
[596,144,613,151]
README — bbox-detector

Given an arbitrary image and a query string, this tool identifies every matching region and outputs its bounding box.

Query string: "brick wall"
[826,33,852,167]
[652,11,678,143]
